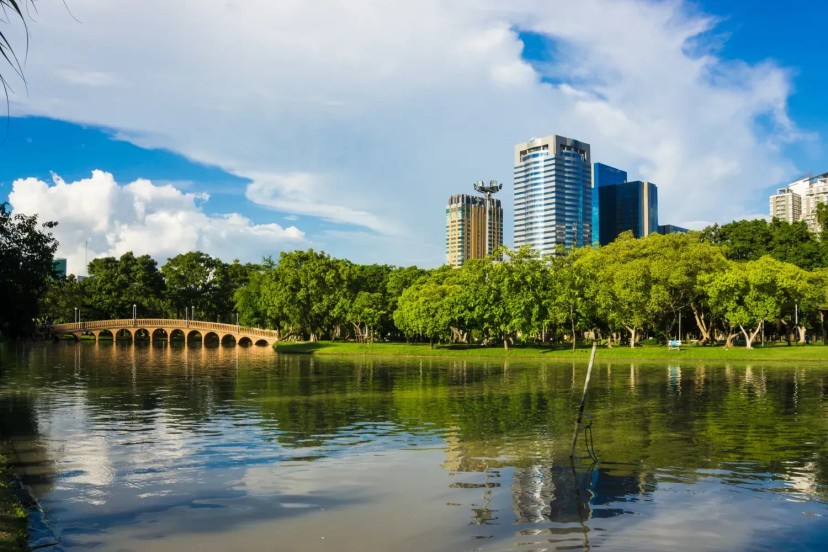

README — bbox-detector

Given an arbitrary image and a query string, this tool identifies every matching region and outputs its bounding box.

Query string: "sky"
[1,0,826,275]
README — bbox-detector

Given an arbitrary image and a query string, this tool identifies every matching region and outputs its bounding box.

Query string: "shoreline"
[0,452,27,552]
[274,341,828,363]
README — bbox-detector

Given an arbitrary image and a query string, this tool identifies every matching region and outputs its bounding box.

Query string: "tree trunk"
[724,331,736,348]
[739,324,762,349]
[309,332,317,342]
[691,303,711,345]
[797,325,807,343]
[625,326,637,348]
[570,312,577,352]
[503,335,509,351]
[821,311,827,344]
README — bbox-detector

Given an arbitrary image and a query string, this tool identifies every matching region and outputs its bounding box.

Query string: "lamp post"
[191,306,195,323]
[133,304,137,326]
[236,312,239,333]
[74,307,78,324]
[185,307,189,327]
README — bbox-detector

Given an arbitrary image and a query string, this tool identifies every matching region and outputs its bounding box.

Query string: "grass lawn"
[0,454,27,552]
[274,340,828,362]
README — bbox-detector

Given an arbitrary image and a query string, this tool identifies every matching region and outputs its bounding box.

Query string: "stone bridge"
[49,319,279,347]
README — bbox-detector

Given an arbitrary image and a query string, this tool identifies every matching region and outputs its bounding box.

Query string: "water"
[0,343,826,551]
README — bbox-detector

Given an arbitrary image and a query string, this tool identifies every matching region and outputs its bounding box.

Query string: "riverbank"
[0,453,27,552]
[274,340,828,362]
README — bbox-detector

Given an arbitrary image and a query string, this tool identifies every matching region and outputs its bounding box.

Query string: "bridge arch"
[49,319,278,350]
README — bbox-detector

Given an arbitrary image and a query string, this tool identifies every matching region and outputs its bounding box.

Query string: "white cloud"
[8,171,305,275]
[55,69,122,87]
[5,0,813,265]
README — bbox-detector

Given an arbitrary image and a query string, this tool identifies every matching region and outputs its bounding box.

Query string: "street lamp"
[74,307,78,324]
[236,312,239,332]
[191,306,195,322]
[133,304,137,326]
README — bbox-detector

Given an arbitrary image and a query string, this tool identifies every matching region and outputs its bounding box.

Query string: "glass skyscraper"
[592,163,628,246]
[597,180,659,245]
[514,135,592,256]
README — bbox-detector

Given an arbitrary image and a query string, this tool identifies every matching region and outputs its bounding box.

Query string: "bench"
[668,340,682,350]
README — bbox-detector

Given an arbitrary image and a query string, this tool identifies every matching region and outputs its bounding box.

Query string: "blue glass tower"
[514,135,592,256]
[592,163,628,246]
[597,180,659,245]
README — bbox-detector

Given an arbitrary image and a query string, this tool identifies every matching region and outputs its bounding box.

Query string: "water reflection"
[0,343,826,551]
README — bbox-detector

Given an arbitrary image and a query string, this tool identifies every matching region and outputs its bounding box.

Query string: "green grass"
[0,454,27,552]
[274,340,828,362]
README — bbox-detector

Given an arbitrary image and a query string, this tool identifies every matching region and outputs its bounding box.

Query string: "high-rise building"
[769,187,802,223]
[657,224,688,235]
[445,191,503,267]
[770,172,828,232]
[514,135,592,256]
[596,180,659,245]
[592,163,628,246]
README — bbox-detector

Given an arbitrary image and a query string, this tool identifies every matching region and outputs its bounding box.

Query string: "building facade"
[514,135,592,256]
[445,194,503,267]
[657,224,688,235]
[770,172,828,232]
[769,187,802,223]
[596,180,659,245]
[592,163,629,246]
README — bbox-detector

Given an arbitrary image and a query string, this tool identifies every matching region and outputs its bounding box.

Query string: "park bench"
[668,340,682,350]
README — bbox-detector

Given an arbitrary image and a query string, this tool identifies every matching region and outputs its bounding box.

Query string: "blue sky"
[0,0,822,272]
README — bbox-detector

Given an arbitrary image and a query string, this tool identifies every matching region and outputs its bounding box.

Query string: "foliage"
[85,252,165,319]
[0,203,58,337]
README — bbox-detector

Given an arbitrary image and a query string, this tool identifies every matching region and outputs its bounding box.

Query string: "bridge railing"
[50,319,280,339]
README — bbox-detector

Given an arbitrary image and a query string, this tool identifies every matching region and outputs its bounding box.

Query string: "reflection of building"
[596,180,659,245]
[514,135,592,256]
[445,193,503,267]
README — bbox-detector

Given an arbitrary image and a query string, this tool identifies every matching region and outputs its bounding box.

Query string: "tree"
[393,280,459,347]
[0,202,58,337]
[549,247,595,350]
[259,249,345,341]
[85,252,165,319]
[702,257,791,348]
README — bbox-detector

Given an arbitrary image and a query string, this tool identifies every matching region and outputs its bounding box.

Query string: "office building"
[514,135,592,256]
[657,224,688,235]
[445,192,503,267]
[52,258,67,279]
[769,187,802,223]
[596,180,659,245]
[592,163,629,246]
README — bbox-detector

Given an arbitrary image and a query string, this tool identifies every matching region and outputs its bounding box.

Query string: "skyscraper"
[514,135,592,256]
[592,163,628,246]
[445,191,503,267]
[597,180,659,245]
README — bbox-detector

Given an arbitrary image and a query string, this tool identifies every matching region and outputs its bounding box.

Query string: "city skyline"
[1,0,827,272]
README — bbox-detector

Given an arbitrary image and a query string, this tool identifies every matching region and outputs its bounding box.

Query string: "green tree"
[259,249,345,341]
[702,257,791,348]
[162,251,227,321]
[85,252,165,319]
[393,280,459,347]
[0,203,58,337]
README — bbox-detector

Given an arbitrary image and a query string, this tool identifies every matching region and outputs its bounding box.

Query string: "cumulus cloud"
[6,0,811,265]
[8,171,305,275]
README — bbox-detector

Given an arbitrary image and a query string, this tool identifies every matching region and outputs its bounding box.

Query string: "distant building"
[446,193,503,267]
[771,172,828,232]
[592,163,629,246]
[596,180,659,245]
[514,135,592,256]
[657,224,688,235]
[52,258,67,279]
[769,187,802,223]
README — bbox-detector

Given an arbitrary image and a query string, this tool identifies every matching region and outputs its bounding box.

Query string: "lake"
[0,343,826,551]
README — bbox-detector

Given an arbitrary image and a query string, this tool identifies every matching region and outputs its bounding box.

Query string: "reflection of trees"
[0,349,55,495]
